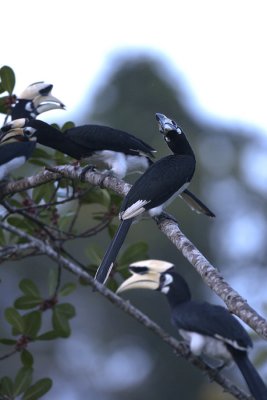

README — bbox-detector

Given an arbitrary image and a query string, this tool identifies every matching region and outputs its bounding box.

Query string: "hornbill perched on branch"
[117,260,267,400]
[1,118,156,178]
[0,122,36,180]
[1,116,214,216]
[95,114,198,284]
[10,82,65,121]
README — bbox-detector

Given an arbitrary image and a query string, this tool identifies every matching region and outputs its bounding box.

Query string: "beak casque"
[116,259,174,294]
[0,128,25,143]
[33,95,65,113]
[0,119,27,141]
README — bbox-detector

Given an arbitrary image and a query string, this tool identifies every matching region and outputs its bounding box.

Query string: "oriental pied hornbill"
[0,122,36,180]
[2,118,156,178]
[10,82,65,120]
[1,116,214,217]
[117,260,267,400]
[95,114,197,283]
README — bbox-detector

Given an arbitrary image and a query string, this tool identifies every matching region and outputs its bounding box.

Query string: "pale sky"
[2,0,267,134]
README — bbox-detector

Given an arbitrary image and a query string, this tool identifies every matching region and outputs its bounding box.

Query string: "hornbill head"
[0,118,33,143]
[12,82,65,119]
[116,259,174,293]
[155,113,182,136]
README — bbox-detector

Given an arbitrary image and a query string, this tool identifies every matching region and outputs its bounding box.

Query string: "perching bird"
[95,115,196,283]
[117,260,267,400]
[155,113,214,218]
[0,121,36,181]
[1,118,156,178]
[2,117,215,216]
[10,82,65,121]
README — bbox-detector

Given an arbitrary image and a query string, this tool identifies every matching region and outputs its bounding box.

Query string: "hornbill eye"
[23,127,36,137]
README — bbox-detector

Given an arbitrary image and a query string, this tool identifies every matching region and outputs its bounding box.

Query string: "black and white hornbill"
[95,116,197,283]
[0,121,36,181]
[155,113,214,218]
[1,118,156,178]
[117,260,267,400]
[10,82,65,120]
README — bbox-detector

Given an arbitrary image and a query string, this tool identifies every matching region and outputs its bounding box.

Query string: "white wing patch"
[120,199,150,220]
[214,334,248,351]
[179,330,232,361]
[0,156,26,180]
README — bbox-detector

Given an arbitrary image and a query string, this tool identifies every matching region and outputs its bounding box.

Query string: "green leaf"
[52,304,75,338]
[0,376,14,396]
[0,65,16,94]
[21,349,34,368]
[0,338,17,345]
[81,187,110,207]
[5,307,24,333]
[22,378,52,400]
[14,366,33,396]
[19,279,41,297]
[86,244,103,264]
[0,95,10,114]
[15,296,42,310]
[56,303,76,319]
[22,311,42,339]
[52,310,70,338]
[48,268,59,296]
[31,147,53,160]
[59,282,76,296]
[37,330,59,341]
[61,121,75,131]
[119,242,149,268]
[32,182,55,203]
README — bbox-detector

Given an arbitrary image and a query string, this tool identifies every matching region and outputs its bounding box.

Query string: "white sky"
[2,0,267,134]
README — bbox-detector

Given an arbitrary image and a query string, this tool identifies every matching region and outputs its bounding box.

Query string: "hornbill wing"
[0,141,36,166]
[180,189,215,217]
[120,155,195,218]
[171,301,252,350]
[0,141,36,180]
[228,347,267,400]
[65,125,156,157]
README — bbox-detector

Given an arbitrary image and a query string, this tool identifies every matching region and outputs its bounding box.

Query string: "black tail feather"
[229,347,267,400]
[180,189,215,217]
[95,219,133,284]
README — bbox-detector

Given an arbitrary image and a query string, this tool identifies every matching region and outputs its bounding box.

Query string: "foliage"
[0,66,149,399]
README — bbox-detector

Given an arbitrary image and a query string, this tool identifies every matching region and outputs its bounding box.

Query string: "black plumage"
[0,133,36,181]
[117,260,267,400]
[95,116,196,283]
[2,119,156,178]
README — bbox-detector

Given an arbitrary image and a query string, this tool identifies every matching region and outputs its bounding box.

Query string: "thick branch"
[1,165,267,338]
[0,221,252,400]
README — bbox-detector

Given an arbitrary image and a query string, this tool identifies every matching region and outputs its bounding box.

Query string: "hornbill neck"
[165,131,195,158]
[11,99,33,120]
[163,272,192,309]
[29,120,62,145]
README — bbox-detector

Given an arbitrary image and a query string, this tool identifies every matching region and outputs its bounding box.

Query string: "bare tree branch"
[3,164,267,339]
[1,165,267,339]
[0,221,253,400]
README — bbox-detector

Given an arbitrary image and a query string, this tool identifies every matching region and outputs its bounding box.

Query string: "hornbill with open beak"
[10,82,65,121]
[95,115,197,283]
[117,260,267,400]
[0,121,36,181]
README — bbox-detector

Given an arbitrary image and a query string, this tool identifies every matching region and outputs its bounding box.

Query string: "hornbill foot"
[154,211,178,225]
[98,170,115,188]
[80,165,96,182]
